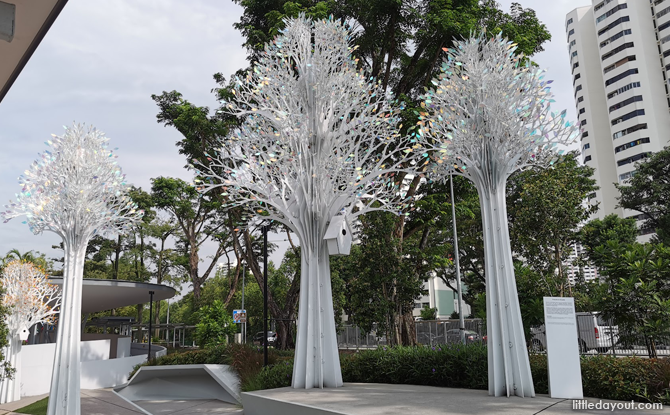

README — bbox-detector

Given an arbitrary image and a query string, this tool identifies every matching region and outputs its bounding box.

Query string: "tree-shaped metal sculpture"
[198,17,425,389]
[0,260,61,403]
[419,34,579,397]
[2,124,142,415]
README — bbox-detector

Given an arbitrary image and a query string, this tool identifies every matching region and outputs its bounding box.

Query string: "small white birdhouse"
[324,215,352,256]
[18,327,29,341]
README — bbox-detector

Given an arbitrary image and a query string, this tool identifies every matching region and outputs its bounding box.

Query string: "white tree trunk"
[292,241,343,389]
[0,336,22,403]
[478,183,534,398]
[47,241,87,415]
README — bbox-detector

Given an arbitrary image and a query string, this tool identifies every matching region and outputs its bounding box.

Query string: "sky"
[0,0,589,280]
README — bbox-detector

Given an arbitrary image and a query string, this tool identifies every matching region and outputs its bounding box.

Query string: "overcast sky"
[0,0,588,278]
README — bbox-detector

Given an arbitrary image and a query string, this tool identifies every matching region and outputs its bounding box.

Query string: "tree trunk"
[189,236,201,302]
[136,304,143,342]
[47,239,88,415]
[478,183,534,398]
[292,242,342,389]
[113,235,121,280]
[0,335,22,403]
[400,311,417,346]
[154,301,161,339]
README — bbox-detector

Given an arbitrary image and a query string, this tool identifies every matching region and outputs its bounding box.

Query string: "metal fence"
[338,316,670,357]
[530,314,670,357]
[337,319,485,350]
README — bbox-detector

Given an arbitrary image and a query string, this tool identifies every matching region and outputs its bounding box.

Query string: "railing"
[338,318,670,357]
[530,315,670,357]
[337,319,485,350]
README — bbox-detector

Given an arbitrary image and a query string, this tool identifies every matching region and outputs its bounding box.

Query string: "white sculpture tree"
[2,124,143,415]
[198,17,425,389]
[0,260,61,403]
[419,34,579,397]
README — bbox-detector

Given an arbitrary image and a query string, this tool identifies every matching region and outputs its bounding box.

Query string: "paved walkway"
[0,389,242,415]
[1,386,668,415]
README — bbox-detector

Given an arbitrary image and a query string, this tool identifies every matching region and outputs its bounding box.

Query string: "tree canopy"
[616,147,670,245]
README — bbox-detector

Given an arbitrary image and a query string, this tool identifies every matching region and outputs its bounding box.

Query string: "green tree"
[507,153,598,296]
[579,214,638,269]
[616,146,670,244]
[195,300,237,348]
[595,241,670,358]
[151,177,231,301]
[420,305,437,321]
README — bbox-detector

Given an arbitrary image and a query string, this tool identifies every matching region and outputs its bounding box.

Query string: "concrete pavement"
[0,389,242,415]
[1,385,667,415]
[242,383,670,415]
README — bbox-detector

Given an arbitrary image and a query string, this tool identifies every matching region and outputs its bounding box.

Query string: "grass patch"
[15,397,48,415]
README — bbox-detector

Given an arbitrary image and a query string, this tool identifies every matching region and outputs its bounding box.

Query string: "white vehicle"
[530,312,619,353]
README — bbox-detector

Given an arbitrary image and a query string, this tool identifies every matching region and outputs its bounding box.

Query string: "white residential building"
[566,0,670,238]
[413,274,471,319]
[565,242,600,285]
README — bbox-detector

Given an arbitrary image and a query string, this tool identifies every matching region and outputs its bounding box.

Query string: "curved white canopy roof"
[48,277,176,314]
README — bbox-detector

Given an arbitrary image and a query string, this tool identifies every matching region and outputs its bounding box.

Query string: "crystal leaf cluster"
[198,16,426,231]
[2,124,143,239]
[420,32,580,188]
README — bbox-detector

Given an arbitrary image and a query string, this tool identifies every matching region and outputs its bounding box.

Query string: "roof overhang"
[48,278,177,314]
[0,0,68,104]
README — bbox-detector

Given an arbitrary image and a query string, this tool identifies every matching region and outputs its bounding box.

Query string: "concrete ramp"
[114,364,240,409]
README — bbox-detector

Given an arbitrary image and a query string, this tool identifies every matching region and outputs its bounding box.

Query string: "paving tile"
[135,399,242,414]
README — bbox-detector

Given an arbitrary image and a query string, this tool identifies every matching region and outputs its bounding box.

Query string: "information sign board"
[543,297,583,399]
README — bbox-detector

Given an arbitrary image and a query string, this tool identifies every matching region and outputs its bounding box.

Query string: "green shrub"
[196,300,237,348]
[129,343,292,388]
[528,354,548,394]
[341,344,488,389]
[244,361,294,392]
[580,355,669,404]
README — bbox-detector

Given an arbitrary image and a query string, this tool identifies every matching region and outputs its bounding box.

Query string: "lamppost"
[241,262,246,344]
[263,223,269,367]
[450,172,467,345]
[148,291,154,362]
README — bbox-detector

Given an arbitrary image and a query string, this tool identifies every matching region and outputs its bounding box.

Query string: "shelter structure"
[0,0,68,103]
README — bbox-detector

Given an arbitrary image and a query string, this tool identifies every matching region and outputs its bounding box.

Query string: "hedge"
[249,346,670,404]
[132,343,670,404]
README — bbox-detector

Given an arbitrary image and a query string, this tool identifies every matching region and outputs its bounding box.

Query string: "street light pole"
[450,173,466,345]
[263,224,269,367]
[242,263,246,344]
[148,291,155,362]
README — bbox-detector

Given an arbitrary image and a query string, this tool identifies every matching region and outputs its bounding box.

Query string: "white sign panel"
[543,297,583,399]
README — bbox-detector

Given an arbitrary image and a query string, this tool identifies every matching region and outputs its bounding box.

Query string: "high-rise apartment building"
[566,0,670,234]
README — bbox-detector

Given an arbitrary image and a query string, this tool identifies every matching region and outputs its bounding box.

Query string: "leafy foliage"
[594,242,670,357]
[580,356,668,404]
[579,214,638,269]
[616,146,670,245]
[195,300,237,348]
[507,153,598,296]
[420,306,437,321]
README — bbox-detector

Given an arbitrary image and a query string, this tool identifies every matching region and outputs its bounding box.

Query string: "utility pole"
[148,291,155,362]
[450,173,466,345]
[263,224,269,367]
[242,263,246,344]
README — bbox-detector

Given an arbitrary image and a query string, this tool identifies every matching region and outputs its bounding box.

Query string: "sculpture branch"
[197,16,425,389]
